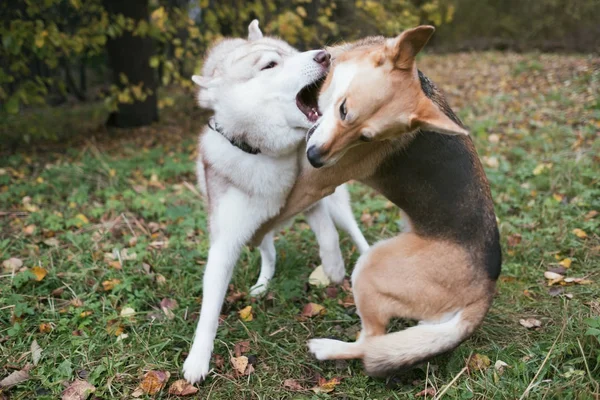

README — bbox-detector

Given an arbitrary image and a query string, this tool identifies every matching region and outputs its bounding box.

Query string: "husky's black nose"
[313,51,331,68]
[307,145,325,168]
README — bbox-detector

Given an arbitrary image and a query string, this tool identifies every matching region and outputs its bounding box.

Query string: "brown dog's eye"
[261,61,277,70]
[339,99,347,121]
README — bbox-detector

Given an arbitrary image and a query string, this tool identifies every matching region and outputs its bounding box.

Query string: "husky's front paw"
[249,279,269,297]
[182,349,211,384]
[322,260,345,284]
[308,338,345,360]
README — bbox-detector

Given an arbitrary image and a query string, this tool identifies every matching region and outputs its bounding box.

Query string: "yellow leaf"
[468,353,491,371]
[75,213,89,227]
[102,278,121,291]
[39,323,52,333]
[238,305,253,322]
[572,228,587,239]
[312,377,342,394]
[559,258,572,268]
[31,266,47,281]
[80,310,93,318]
[301,302,326,318]
[36,177,44,183]
[308,265,331,287]
[132,370,170,397]
[109,169,116,177]
[230,355,248,374]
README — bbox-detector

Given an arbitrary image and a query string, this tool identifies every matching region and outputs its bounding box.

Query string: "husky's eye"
[261,61,277,70]
[339,99,347,121]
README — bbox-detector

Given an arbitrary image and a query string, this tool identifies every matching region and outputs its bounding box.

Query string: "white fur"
[183,21,369,384]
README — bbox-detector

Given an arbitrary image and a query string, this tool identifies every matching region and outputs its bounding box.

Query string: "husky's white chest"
[197,128,298,203]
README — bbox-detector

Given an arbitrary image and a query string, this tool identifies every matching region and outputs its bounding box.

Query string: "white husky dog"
[182,20,369,383]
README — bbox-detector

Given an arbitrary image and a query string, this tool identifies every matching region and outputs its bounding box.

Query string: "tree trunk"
[103,0,158,128]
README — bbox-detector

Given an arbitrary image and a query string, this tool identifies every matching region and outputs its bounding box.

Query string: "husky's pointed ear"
[385,25,435,70]
[192,75,220,88]
[248,19,263,41]
[410,98,468,136]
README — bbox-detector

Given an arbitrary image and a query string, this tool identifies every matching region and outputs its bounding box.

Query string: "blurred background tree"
[1,0,598,139]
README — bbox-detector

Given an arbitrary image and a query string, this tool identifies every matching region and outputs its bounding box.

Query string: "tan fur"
[255,26,499,375]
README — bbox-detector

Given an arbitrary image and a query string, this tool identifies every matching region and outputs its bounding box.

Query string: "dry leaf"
[0,364,31,388]
[31,340,42,366]
[494,360,509,375]
[43,238,59,247]
[61,380,96,400]
[544,270,564,285]
[132,370,170,397]
[234,341,251,357]
[301,303,326,318]
[238,306,253,322]
[108,260,122,270]
[558,258,572,268]
[75,214,89,227]
[312,376,342,394]
[584,210,598,220]
[39,323,53,333]
[120,307,136,317]
[2,257,23,272]
[102,279,120,291]
[572,228,587,239]
[70,298,83,308]
[155,274,166,286]
[468,354,491,371]
[31,266,47,281]
[231,356,248,374]
[226,285,245,304]
[564,277,592,285]
[308,265,331,287]
[23,224,36,235]
[160,298,178,320]
[168,379,198,396]
[416,387,437,397]
[213,354,225,369]
[519,318,542,329]
[283,378,304,391]
[507,234,522,247]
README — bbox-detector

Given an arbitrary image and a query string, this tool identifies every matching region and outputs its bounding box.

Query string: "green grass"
[1,52,599,399]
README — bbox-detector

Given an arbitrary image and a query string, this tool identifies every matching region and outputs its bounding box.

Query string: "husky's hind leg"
[250,231,276,296]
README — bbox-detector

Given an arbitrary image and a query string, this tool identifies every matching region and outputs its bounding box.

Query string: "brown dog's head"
[305,25,468,168]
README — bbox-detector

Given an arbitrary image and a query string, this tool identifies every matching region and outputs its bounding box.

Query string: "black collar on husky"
[208,118,261,155]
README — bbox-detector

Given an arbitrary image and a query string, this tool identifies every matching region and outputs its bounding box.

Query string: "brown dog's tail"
[361,302,488,375]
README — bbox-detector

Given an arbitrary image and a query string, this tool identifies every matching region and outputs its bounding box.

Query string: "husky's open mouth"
[296,77,325,123]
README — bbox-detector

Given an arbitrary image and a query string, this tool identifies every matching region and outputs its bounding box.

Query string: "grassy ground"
[1,52,599,399]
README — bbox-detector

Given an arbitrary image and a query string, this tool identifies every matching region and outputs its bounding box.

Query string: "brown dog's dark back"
[368,72,501,280]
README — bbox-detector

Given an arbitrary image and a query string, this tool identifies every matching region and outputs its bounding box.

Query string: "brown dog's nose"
[313,51,331,68]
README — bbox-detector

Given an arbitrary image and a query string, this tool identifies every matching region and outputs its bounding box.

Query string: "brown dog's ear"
[325,42,354,60]
[410,97,468,136]
[385,25,435,70]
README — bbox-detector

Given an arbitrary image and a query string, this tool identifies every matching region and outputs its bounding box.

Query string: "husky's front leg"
[183,192,264,384]
[182,238,242,383]
[250,231,275,296]
[305,201,345,283]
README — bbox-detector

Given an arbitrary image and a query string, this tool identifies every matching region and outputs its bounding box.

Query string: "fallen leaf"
[548,286,564,297]
[132,370,170,397]
[31,266,48,281]
[301,303,326,318]
[70,298,83,308]
[360,212,374,227]
[43,238,59,247]
[544,270,564,285]
[338,294,355,308]
[283,378,304,391]
[468,354,491,371]
[2,257,23,272]
[325,287,338,298]
[234,341,251,357]
[120,307,136,317]
[168,379,198,396]
[155,274,166,286]
[572,228,587,239]
[226,285,245,304]
[108,260,122,270]
[61,380,96,400]
[23,224,36,235]
[519,318,542,329]
[564,277,592,285]
[584,210,598,220]
[231,356,248,374]
[238,305,253,322]
[39,323,53,333]
[75,214,89,227]
[160,298,178,320]
[31,340,42,366]
[494,360,509,375]
[213,354,225,369]
[312,376,342,394]
[0,364,31,388]
[308,265,331,287]
[102,279,120,291]
[507,234,522,247]
[416,387,437,397]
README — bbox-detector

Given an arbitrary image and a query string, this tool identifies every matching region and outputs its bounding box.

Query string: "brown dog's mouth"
[296,77,325,123]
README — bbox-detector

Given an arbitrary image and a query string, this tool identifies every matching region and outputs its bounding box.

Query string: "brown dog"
[256,26,501,375]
